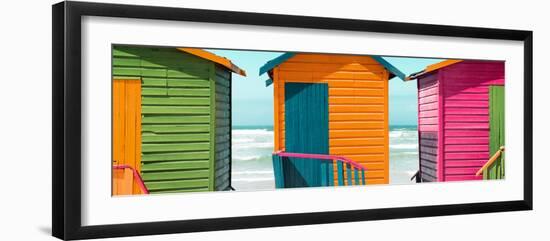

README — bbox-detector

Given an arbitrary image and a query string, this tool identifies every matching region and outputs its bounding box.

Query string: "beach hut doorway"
[279,83,329,188]
[112,79,143,195]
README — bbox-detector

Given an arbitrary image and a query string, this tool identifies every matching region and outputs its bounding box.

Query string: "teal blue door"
[282,83,329,187]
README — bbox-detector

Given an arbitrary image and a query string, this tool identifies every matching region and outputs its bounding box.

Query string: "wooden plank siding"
[417,72,439,181]
[440,62,504,181]
[273,54,390,185]
[415,61,504,182]
[214,66,232,190]
[112,46,229,193]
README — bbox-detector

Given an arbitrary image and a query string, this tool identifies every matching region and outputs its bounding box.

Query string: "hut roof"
[177,48,247,76]
[259,52,406,82]
[405,60,463,81]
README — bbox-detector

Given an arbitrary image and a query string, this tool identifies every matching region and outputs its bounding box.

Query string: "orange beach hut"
[260,53,405,187]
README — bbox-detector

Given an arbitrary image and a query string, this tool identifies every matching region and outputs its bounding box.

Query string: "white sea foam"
[232,177,275,182]
[232,138,255,143]
[232,155,263,161]
[390,143,418,149]
[233,170,274,175]
[233,142,273,149]
[389,131,404,138]
[389,130,417,138]
[232,129,273,136]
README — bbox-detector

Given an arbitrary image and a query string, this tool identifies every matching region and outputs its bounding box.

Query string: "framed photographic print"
[52,1,533,240]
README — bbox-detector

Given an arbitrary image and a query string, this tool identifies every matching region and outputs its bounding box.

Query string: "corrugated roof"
[405,60,463,81]
[259,52,406,82]
[177,48,247,76]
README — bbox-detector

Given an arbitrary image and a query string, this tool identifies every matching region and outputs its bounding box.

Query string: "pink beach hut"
[406,60,505,182]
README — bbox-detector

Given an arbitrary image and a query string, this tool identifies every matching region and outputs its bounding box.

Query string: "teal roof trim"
[371,56,406,80]
[259,53,295,75]
[265,78,274,87]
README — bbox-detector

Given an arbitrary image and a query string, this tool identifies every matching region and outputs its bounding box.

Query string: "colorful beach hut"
[260,53,406,188]
[406,60,505,182]
[112,46,246,195]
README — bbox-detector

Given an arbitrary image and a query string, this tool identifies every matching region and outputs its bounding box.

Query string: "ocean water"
[231,126,419,191]
[388,126,420,184]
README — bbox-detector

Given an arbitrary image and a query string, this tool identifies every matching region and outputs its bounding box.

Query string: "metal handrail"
[273,151,368,170]
[410,170,421,182]
[475,146,505,176]
[113,164,150,194]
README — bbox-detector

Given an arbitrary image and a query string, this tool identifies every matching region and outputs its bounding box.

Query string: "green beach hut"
[112,45,246,194]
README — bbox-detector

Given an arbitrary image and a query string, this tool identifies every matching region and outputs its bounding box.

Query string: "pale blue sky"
[208,49,441,126]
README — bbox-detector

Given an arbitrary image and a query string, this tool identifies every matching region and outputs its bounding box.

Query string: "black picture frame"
[52,1,533,240]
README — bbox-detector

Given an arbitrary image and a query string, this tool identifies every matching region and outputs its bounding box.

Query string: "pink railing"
[113,164,149,194]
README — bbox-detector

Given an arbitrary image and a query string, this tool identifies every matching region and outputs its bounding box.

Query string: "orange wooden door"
[112,79,142,195]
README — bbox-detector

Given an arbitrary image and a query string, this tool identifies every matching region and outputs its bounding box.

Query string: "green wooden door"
[485,86,505,180]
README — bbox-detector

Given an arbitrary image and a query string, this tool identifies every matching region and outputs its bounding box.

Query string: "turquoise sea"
[231,125,419,191]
